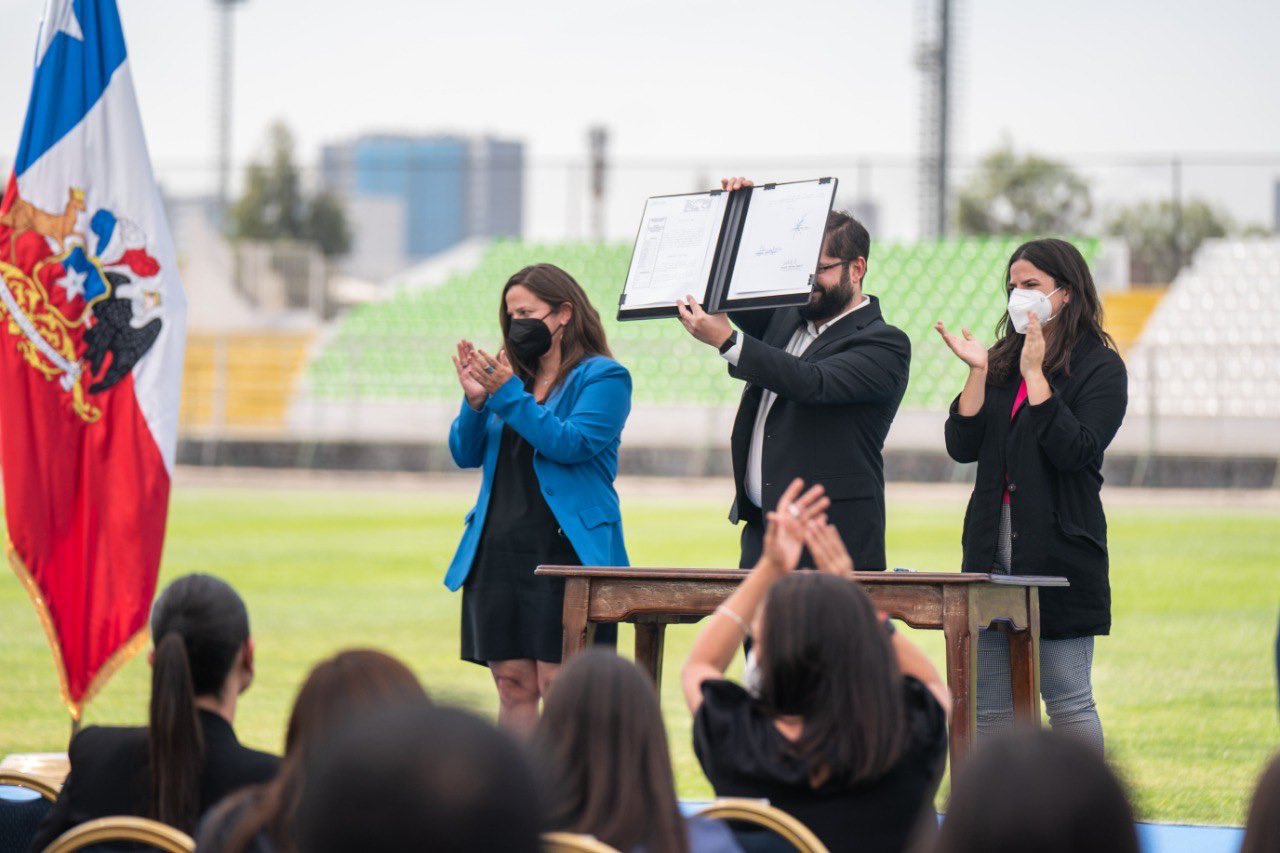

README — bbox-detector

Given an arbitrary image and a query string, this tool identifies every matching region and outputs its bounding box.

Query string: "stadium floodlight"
[915,0,955,240]
[214,0,248,225]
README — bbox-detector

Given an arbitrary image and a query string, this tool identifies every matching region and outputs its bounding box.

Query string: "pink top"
[1002,380,1029,505]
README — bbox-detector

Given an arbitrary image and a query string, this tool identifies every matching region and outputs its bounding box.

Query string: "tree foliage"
[230,122,350,258]
[956,144,1092,237]
[1105,198,1233,283]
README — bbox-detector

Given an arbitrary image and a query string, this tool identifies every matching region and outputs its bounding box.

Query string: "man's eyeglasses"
[817,260,851,273]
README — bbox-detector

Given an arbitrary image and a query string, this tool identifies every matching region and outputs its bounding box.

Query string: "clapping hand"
[1020,311,1046,379]
[466,348,515,395]
[760,479,830,575]
[452,340,488,409]
[803,518,855,576]
[934,321,988,371]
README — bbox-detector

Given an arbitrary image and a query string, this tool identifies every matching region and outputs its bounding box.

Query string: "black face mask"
[506,316,554,362]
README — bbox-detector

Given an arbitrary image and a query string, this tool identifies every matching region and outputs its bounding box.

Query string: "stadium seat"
[182,330,315,430]
[1101,288,1166,356]
[1127,238,1280,419]
[303,237,1103,413]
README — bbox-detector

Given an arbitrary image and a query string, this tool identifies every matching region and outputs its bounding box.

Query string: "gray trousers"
[976,503,1104,751]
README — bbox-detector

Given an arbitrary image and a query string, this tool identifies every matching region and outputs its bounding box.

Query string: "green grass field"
[1,479,1276,826]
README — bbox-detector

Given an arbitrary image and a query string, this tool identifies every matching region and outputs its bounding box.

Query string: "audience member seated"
[293,704,541,853]
[536,649,742,853]
[681,479,952,853]
[1241,750,1280,853]
[194,649,431,852]
[925,729,1138,853]
[30,574,279,851]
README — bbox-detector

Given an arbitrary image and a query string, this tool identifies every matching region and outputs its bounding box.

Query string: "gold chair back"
[542,830,623,852]
[43,816,195,853]
[695,798,829,853]
[0,770,59,802]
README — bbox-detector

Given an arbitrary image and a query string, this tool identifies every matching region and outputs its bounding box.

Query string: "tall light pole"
[916,0,954,239]
[588,126,608,242]
[214,0,246,225]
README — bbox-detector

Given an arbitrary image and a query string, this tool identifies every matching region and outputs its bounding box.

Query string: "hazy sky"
[0,0,1277,239]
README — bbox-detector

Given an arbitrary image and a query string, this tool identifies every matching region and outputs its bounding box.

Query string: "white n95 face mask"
[1007,287,1061,334]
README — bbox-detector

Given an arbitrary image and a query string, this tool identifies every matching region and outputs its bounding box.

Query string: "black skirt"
[460,424,614,665]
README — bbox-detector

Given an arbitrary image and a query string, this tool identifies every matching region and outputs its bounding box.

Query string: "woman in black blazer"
[30,575,278,850]
[935,238,1127,750]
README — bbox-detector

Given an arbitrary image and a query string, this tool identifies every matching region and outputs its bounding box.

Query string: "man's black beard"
[798,268,854,322]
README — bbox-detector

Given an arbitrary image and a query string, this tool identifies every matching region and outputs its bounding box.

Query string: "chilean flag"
[0,0,187,717]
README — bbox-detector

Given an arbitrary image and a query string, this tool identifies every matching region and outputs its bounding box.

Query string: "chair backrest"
[1,773,57,853]
[694,799,829,853]
[0,770,60,801]
[44,816,195,853]
[542,830,624,852]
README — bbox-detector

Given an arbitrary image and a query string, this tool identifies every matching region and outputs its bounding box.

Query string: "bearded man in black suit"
[676,176,911,571]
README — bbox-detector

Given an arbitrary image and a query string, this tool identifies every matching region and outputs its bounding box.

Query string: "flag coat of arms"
[1,0,187,717]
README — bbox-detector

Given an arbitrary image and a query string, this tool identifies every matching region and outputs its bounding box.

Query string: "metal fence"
[156,151,1280,251]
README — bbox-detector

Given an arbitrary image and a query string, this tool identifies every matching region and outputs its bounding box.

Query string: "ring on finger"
[787,504,801,519]
[484,365,496,374]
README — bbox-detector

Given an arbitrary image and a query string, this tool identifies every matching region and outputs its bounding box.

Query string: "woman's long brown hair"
[499,263,612,391]
[534,650,690,853]
[758,573,909,787]
[217,649,430,852]
[986,238,1119,383]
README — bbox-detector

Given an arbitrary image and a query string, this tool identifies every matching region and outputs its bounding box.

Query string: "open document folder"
[617,178,838,320]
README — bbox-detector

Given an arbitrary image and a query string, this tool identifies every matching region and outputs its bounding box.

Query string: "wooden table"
[0,752,68,788]
[536,566,1067,770]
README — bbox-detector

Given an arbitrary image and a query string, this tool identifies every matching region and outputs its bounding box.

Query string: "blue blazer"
[443,355,632,591]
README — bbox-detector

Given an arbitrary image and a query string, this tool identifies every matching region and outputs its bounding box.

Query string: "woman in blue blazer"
[446,263,631,734]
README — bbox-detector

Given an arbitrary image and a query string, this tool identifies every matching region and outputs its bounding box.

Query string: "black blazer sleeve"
[730,328,910,405]
[944,395,986,463]
[1026,354,1128,472]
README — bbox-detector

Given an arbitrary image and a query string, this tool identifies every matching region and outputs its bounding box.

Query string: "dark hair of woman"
[535,650,690,853]
[148,573,251,832]
[499,263,612,390]
[1241,750,1280,853]
[986,237,1119,383]
[295,705,541,853]
[927,729,1138,853]
[215,649,431,853]
[757,572,907,787]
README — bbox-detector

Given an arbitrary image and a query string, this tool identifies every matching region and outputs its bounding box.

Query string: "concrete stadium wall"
[176,436,1278,490]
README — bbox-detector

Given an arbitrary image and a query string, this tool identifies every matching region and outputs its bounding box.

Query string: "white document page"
[621,192,729,308]
[726,180,836,300]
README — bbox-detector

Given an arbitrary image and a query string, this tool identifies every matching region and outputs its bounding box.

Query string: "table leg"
[1008,589,1043,727]
[634,622,667,693]
[942,585,978,772]
[561,578,594,661]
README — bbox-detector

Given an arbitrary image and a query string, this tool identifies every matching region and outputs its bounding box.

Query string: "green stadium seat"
[307,238,1101,409]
